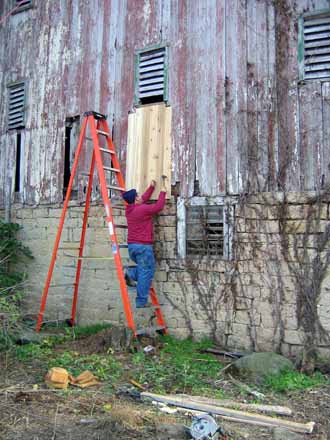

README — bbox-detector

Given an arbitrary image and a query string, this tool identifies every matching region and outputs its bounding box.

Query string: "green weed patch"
[131,335,223,395]
[264,370,329,393]
[48,351,122,381]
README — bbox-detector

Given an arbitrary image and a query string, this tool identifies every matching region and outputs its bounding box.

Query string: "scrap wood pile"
[45,367,100,389]
[140,391,315,435]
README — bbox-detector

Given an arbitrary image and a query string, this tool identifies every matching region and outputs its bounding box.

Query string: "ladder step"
[85,136,93,141]
[103,165,120,173]
[136,325,166,336]
[59,247,80,250]
[119,244,128,248]
[64,255,114,260]
[123,264,137,269]
[107,184,125,191]
[100,148,115,155]
[50,283,76,288]
[97,129,110,137]
[137,304,160,310]
[114,224,128,229]
[77,256,114,260]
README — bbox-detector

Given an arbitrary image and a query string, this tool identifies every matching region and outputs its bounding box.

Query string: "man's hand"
[150,180,156,187]
[160,175,167,192]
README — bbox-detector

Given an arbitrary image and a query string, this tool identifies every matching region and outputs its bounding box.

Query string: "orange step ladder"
[35,111,167,336]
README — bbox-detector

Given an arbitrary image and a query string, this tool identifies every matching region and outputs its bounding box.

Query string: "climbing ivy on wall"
[0,220,33,349]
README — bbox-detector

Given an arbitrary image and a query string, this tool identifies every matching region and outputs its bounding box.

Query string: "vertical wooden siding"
[1,0,330,205]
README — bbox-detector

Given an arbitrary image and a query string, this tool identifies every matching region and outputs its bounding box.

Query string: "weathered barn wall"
[2,0,330,357]
[4,196,330,356]
[2,0,330,206]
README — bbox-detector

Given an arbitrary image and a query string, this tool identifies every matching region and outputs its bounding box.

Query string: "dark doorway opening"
[15,132,21,192]
[63,116,80,200]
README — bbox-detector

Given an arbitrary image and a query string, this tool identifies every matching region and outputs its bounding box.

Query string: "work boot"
[125,273,136,287]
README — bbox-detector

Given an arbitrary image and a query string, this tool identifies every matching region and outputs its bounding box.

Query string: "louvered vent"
[138,47,166,103]
[8,82,25,130]
[304,14,330,80]
[186,205,225,258]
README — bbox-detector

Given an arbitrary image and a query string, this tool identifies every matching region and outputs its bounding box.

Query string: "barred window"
[177,198,234,260]
[186,205,225,257]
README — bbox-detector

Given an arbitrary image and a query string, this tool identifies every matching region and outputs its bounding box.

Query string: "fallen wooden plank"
[228,374,266,400]
[174,394,292,416]
[141,392,315,434]
[201,348,246,358]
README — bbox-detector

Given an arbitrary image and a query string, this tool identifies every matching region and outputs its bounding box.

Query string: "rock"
[231,352,294,383]
[156,423,190,440]
[272,428,304,440]
[15,328,43,345]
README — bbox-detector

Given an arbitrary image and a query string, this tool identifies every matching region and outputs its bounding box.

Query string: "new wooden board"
[126,103,172,199]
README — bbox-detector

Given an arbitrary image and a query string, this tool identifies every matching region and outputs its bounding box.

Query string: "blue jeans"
[127,244,155,307]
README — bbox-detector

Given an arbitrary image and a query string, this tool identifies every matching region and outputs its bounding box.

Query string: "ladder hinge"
[84,111,107,120]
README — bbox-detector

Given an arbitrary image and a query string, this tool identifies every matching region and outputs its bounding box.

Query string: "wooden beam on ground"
[174,394,292,416]
[141,392,315,434]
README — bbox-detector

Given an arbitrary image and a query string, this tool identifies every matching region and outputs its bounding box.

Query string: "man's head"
[122,189,143,205]
[122,189,137,204]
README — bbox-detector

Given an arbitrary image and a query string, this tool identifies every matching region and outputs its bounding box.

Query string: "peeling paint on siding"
[1,0,330,206]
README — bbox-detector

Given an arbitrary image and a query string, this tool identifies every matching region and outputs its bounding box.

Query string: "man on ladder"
[122,180,166,308]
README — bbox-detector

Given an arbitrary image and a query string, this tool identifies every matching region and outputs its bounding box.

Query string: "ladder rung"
[100,148,115,155]
[64,255,114,260]
[114,224,128,229]
[103,166,120,173]
[85,136,93,141]
[119,244,128,248]
[49,283,76,288]
[79,172,91,177]
[77,256,114,260]
[59,247,80,250]
[97,130,110,137]
[107,185,125,191]
[136,325,166,336]
[137,304,160,310]
[123,264,137,269]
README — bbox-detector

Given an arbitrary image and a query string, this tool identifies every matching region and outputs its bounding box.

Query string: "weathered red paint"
[1,0,330,206]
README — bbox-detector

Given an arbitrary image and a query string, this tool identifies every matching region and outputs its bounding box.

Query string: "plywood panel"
[126,103,171,199]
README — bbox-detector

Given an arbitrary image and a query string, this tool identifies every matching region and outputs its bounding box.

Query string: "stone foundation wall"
[4,190,330,357]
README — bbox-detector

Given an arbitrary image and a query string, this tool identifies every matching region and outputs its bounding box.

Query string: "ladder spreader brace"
[35,111,167,337]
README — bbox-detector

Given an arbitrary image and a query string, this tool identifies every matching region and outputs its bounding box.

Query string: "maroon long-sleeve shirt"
[125,185,166,244]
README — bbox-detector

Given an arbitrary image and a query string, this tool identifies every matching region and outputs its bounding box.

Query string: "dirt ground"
[0,331,329,440]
